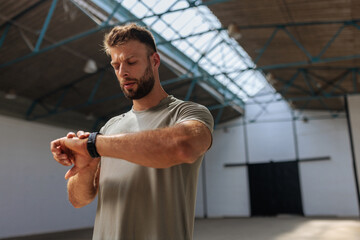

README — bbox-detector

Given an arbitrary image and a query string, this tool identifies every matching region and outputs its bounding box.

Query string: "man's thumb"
[65,166,80,180]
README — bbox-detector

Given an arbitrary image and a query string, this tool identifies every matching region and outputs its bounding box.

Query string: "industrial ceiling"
[1,0,359,130]
[205,0,360,115]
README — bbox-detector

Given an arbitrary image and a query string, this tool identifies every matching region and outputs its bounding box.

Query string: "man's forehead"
[112,40,147,53]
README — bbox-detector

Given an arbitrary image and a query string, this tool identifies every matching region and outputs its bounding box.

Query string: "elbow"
[68,195,93,208]
[69,199,85,208]
[175,142,198,164]
[69,200,90,208]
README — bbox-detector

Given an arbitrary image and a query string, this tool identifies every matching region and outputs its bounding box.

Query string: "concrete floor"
[2,216,360,240]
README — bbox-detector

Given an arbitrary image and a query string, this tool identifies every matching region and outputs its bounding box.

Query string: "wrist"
[87,132,102,158]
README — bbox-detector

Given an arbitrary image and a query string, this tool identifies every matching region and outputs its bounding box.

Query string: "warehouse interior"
[1,0,360,239]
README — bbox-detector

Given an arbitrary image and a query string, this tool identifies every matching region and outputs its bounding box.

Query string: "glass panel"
[170,0,189,11]
[118,0,268,101]
[143,16,158,26]
[129,2,149,18]
[152,19,168,33]
[161,26,177,40]
[162,11,182,24]
[121,0,137,9]
[150,0,174,14]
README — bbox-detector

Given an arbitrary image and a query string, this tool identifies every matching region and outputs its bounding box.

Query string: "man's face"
[110,41,155,99]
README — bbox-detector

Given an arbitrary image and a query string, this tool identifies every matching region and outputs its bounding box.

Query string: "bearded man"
[50,23,213,240]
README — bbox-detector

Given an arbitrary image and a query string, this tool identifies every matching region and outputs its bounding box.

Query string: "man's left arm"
[96,120,212,168]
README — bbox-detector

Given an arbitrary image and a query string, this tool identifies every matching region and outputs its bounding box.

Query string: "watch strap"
[87,132,102,158]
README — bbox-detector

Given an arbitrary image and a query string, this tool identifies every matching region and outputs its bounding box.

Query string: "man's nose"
[118,64,129,78]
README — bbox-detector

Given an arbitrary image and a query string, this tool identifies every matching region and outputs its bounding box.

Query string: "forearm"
[67,159,100,208]
[96,121,211,168]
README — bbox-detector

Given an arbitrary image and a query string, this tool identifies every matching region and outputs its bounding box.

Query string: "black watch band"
[87,132,102,158]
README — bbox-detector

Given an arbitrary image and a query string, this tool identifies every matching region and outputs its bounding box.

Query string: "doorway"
[248,161,303,216]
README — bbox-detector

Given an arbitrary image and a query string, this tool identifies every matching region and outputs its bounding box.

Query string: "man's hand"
[50,131,95,179]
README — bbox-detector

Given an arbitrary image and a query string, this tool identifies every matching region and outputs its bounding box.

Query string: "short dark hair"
[103,23,157,55]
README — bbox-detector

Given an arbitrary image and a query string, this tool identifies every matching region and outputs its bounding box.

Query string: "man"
[50,23,213,240]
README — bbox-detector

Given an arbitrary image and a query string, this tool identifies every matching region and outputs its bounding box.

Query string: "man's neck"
[132,88,168,111]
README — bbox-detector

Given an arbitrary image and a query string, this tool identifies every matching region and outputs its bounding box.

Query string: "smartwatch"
[87,132,102,158]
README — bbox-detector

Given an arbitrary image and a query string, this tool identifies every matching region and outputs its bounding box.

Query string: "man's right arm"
[67,159,100,208]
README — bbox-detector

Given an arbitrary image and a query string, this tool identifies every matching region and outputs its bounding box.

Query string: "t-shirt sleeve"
[99,115,121,135]
[175,101,214,133]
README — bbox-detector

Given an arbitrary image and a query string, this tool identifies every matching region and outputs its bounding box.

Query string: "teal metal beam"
[214,106,225,128]
[328,71,349,95]
[100,1,121,26]
[0,23,11,48]
[315,25,345,60]
[282,27,312,61]
[300,70,315,95]
[279,70,301,95]
[34,0,58,51]
[254,27,279,64]
[185,78,198,101]
[233,19,360,30]
[0,0,223,68]
[88,70,106,103]
[2,4,360,73]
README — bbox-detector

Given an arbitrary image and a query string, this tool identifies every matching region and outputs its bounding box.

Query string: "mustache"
[123,77,138,81]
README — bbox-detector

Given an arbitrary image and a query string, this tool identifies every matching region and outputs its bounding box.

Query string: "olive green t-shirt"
[92,95,214,240]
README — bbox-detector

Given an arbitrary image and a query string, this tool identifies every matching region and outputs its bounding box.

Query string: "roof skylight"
[121,0,267,101]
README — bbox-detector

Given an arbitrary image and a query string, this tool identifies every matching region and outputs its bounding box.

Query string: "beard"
[120,63,155,100]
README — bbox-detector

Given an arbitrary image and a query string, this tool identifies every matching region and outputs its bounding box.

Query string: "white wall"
[0,115,97,239]
[297,116,359,216]
[205,120,250,217]
[1,93,360,237]
[199,92,359,218]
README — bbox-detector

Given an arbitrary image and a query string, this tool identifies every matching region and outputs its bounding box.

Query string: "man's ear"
[151,52,160,68]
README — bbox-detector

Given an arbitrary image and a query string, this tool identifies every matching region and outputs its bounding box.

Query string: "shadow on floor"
[2,216,360,240]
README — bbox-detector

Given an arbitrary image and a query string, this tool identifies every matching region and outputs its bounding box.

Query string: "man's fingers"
[65,165,80,180]
[50,139,61,154]
[67,132,76,138]
[52,152,72,165]
[77,130,90,139]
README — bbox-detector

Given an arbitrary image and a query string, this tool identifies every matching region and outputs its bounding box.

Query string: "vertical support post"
[201,156,208,218]
[353,69,358,93]
[291,109,305,216]
[34,0,58,51]
[291,110,299,161]
[344,95,360,217]
[214,106,225,129]
[242,116,250,165]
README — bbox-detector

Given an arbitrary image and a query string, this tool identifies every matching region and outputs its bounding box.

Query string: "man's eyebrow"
[110,55,136,65]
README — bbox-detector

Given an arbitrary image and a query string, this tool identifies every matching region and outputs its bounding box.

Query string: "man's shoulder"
[100,110,133,134]
[168,96,207,110]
